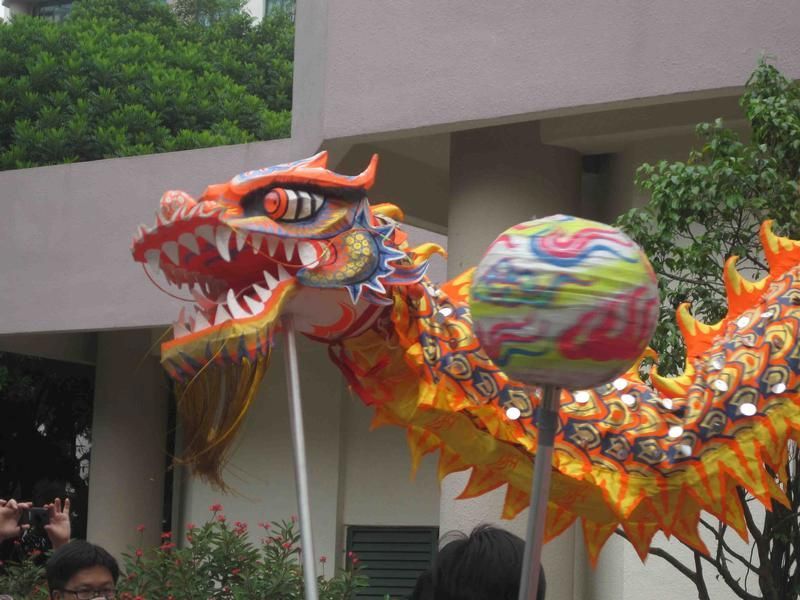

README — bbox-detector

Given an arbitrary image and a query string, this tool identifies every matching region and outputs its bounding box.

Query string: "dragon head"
[132,151,432,378]
[131,152,436,482]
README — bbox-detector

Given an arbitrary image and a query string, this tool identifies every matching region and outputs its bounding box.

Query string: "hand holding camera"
[0,497,71,549]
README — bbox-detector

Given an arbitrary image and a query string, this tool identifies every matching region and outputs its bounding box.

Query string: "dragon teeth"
[251,233,264,254]
[267,237,280,257]
[214,303,232,325]
[297,242,317,266]
[263,270,279,290]
[277,264,292,282]
[284,239,296,261]
[227,289,251,319]
[162,241,181,265]
[178,232,200,254]
[215,227,232,262]
[253,283,272,303]
[145,249,161,272]
[235,230,248,251]
[193,312,211,332]
[244,295,265,314]
[195,225,215,246]
[190,284,217,309]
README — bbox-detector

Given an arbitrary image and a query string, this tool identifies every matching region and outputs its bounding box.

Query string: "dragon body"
[131,153,800,562]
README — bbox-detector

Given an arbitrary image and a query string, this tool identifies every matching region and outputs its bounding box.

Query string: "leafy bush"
[0,508,367,600]
[616,60,800,375]
[0,0,294,170]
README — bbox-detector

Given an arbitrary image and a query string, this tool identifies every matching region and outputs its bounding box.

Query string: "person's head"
[45,541,119,600]
[426,524,545,600]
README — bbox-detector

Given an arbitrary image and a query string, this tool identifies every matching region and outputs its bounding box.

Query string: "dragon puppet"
[131,152,800,563]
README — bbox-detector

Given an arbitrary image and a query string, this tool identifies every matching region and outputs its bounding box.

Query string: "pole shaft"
[283,316,319,600]
[518,384,560,600]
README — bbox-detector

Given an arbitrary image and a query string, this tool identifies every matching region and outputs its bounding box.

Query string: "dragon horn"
[350,154,379,190]
[301,150,329,168]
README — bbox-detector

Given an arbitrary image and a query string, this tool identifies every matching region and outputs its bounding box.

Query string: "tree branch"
[614,529,698,582]
[699,518,758,572]
[694,552,712,600]
[739,487,778,600]
[655,268,726,290]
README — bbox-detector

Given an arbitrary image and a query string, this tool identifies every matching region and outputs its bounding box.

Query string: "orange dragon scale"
[131,155,800,563]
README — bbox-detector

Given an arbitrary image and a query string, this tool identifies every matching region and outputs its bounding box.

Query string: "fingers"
[63,498,70,514]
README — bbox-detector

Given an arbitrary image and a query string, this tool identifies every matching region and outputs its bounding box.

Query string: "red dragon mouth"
[131,190,325,377]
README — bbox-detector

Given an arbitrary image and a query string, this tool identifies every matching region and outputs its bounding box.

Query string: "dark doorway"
[0,351,94,562]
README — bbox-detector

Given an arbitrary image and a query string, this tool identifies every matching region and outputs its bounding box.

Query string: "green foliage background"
[0,0,294,170]
[616,61,800,376]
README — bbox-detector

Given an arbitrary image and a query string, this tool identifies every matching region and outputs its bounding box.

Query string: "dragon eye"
[261,188,325,222]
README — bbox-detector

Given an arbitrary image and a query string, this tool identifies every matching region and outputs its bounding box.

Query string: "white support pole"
[283,316,319,600]
[519,384,560,600]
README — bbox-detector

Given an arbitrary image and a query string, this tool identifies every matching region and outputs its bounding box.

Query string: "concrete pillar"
[87,329,169,557]
[444,121,583,600]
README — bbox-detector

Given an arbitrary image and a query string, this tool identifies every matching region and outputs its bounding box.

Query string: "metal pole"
[518,384,560,600]
[283,316,319,600]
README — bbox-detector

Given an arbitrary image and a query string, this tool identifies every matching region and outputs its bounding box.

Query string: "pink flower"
[231,568,241,576]
[291,515,297,523]
[135,549,143,558]
[320,556,327,564]
[160,542,176,551]
[209,503,223,512]
[216,514,226,523]
[282,542,292,549]
[160,532,172,540]
[136,524,145,533]
[186,523,196,531]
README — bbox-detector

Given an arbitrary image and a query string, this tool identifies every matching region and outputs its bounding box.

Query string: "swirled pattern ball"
[469,215,659,389]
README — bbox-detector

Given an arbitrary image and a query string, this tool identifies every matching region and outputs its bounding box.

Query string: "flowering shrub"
[0,554,48,600]
[0,507,367,600]
[119,506,367,600]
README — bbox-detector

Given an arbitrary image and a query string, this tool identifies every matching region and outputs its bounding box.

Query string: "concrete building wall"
[320,0,800,141]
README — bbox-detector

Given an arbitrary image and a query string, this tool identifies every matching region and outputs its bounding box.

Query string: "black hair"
[424,524,546,600]
[45,541,119,592]
[408,569,434,600]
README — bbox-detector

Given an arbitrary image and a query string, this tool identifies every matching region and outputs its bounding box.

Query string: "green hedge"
[0,0,294,170]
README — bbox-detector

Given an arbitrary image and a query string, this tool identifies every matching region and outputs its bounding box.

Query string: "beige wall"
[88,329,169,557]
